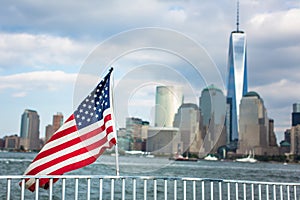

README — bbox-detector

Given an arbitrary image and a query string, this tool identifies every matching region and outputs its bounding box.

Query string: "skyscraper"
[238,92,270,155]
[292,103,300,126]
[173,103,201,155]
[154,86,183,127]
[45,112,64,142]
[226,0,247,142]
[20,109,40,151]
[52,112,64,132]
[199,84,227,154]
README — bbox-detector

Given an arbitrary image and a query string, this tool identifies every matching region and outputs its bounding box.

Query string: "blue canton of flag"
[74,73,111,129]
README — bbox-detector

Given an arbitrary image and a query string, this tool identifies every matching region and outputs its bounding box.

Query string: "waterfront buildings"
[173,103,202,155]
[226,1,248,143]
[4,135,20,150]
[20,109,40,151]
[238,92,278,156]
[288,103,300,158]
[199,85,227,155]
[45,112,64,142]
[154,86,183,127]
[146,127,180,155]
[290,125,300,156]
[125,117,149,151]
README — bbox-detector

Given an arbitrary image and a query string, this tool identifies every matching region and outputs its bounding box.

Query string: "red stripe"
[45,114,76,143]
[26,125,114,176]
[32,114,112,163]
[26,140,115,192]
[47,124,77,143]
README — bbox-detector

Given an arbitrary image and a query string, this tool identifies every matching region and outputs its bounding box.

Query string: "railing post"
[227,182,230,200]
[183,180,186,200]
[243,183,246,200]
[133,178,136,200]
[75,178,79,200]
[219,181,222,200]
[273,184,276,200]
[235,182,238,200]
[251,183,254,200]
[153,179,157,200]
[122,178,126,200]
[174,179,177,200]
[211,181,214,200]
[293,185,296,200]
[144,179,147,200]
[164,179,168,200]
[61,178,66,200]
[87,178,91,200]
[49,178,53,200]
[6,178,11,200]
[266,184,269,200]
[99,178,103,200]
[20,178,25,200]
[111,178,115,200]
[35,178,39,200]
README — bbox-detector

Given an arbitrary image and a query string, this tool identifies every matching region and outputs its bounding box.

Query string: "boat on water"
[203,154,218,161]
[170,154,198,162]
[236,150,257,163]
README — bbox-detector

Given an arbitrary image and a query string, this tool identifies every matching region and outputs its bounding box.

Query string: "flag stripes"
[22,68,117,192]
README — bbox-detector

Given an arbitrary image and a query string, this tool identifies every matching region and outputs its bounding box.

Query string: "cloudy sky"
[0,0,299,142]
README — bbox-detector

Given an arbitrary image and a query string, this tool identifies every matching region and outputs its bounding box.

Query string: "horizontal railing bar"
[1,175,300,186]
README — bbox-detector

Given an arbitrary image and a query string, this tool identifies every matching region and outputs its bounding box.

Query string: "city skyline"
[0,1,300,143]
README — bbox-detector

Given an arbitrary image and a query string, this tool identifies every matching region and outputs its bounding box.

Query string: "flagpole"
[114,142,120,176]
[110,67,120,176]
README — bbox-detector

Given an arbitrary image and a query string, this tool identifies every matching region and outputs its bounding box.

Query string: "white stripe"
[24,118,114,174]
[38,119,76,154]
[41,108,113,152]
[25,136,114,189]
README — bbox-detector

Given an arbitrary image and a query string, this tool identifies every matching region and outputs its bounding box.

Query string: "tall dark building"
[292,103,300,126]
[20,109,40,150]
[226,0,247,143]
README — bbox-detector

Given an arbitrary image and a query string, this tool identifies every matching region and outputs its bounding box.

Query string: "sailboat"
[236,150,257,163]
[203,154,218,161]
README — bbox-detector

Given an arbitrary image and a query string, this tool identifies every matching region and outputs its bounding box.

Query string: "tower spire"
[236,0,240,32]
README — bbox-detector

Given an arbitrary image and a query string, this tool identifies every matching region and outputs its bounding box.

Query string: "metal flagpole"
[114,142,120,176]
[110,67,120,176]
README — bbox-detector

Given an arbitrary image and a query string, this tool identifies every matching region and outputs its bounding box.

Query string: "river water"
[0,152,299,199]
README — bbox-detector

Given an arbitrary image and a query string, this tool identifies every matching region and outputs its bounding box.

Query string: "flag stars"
[74,75,111,129]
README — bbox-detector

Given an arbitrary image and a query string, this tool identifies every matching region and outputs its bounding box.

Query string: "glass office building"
[226,30,248,142]
[20,109,40,150]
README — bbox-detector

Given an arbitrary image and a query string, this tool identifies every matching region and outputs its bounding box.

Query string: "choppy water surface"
[0,152,299,199]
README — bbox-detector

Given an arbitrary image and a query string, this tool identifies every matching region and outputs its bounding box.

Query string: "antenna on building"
[236,0,240,32]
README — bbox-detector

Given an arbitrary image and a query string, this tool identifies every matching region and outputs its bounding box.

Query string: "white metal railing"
[1,175,300,200]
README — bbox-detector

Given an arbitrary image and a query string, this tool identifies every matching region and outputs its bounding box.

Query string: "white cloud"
[248,8,300,46]
[0,33,92,71]
[164,6,187,24]
[12,91,27,98]
[0,70,77,96]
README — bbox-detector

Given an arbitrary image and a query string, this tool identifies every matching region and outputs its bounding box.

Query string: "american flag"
[22,68,117,192]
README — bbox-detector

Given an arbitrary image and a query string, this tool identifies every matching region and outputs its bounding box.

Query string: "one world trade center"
[226,0,247,145]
